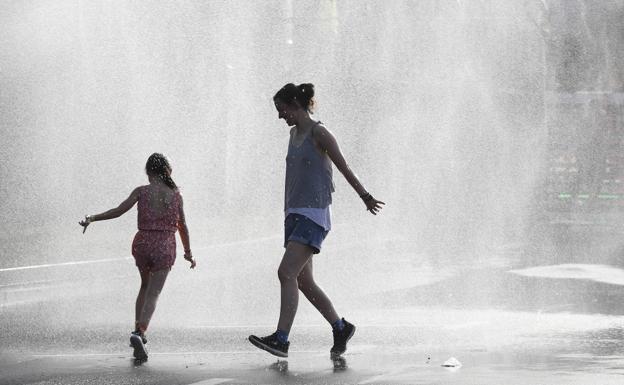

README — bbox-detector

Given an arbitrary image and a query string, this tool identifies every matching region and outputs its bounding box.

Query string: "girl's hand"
[361,193,385,215]
[184,252,196,269]
[78,215,92,234]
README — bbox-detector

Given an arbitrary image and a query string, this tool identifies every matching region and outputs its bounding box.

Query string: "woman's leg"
[297,256,354,358]
[276,241,315,333]
[297,259,340,324]
[135,270,150,331]
[136,269,170,332]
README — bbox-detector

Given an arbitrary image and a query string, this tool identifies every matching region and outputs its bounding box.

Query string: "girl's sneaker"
[130,332,148,361]
[130,330,147,344]
[330,318,356,357]
[248,332,289,358]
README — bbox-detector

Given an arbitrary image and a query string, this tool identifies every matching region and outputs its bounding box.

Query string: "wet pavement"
[2,318,624,384]
[3,270,624,384]
[2,224,624,384]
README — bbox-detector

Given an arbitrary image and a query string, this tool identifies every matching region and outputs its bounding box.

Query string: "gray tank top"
[285,123,335,210]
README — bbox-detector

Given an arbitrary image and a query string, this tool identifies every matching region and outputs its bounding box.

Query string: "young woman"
[249,83,384,358]
[79,153,196,361]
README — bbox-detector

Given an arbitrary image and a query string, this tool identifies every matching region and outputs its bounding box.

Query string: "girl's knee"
[145,285,163,298]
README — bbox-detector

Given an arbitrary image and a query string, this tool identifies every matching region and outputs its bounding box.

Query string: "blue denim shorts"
[284,214,329,254]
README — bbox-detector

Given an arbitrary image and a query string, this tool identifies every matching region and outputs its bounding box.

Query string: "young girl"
[79,153,196,361]
[248,83,384,358]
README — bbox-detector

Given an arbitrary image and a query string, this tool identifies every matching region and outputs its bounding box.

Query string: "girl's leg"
[276,241,315,333]
[136,269,170,332]
[135,270,150,331]
[297,259,340,324]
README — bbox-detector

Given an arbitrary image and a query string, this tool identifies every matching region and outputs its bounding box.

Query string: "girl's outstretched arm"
[176,195,196,269]
[313,125,385,215]
[79,187,140,233]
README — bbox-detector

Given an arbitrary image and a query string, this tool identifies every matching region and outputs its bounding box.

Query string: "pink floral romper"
[131,186,181,273]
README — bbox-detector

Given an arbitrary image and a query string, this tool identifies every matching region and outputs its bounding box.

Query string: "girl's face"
[274,99,298,127]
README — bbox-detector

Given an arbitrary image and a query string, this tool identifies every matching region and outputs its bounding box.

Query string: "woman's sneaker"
[248,332,289,358]
[330,318,356,357]
[130,332,148,361]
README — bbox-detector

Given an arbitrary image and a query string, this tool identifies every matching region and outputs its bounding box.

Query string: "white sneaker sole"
[130,334,148,361]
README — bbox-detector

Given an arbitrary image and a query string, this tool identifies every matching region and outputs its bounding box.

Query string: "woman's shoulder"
[311,122,332,142]
[311,121,329,134]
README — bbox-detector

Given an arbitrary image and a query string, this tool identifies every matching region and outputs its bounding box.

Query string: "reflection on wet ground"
[2,306,624,384]
[2,222,624,383]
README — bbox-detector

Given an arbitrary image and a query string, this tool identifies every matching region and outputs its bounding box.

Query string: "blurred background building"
[541,1,624,213]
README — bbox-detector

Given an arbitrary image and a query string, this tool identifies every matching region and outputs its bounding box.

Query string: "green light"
[557,193,622,200]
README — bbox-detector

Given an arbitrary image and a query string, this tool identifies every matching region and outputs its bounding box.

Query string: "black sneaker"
[330,318,356,357]
[130,332,148,361]
[248,332,289,358]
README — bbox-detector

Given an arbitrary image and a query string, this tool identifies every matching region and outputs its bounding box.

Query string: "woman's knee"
[278,265,297,283]
[297,262,314,288]
[278,246,312,283]
[297,275,317,292]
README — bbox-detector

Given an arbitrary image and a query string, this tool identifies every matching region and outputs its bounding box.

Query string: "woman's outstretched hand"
[78,216,92,234]
[184,252,196,269]
[361,193,385,215]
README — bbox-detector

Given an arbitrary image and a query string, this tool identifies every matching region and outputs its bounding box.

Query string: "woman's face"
[274,99,298,127]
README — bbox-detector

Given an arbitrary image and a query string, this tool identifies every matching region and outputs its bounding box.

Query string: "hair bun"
[274,82,316,113]
[298,83,315,97]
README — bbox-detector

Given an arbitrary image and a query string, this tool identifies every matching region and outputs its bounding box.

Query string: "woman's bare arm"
[313,125,385,214]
